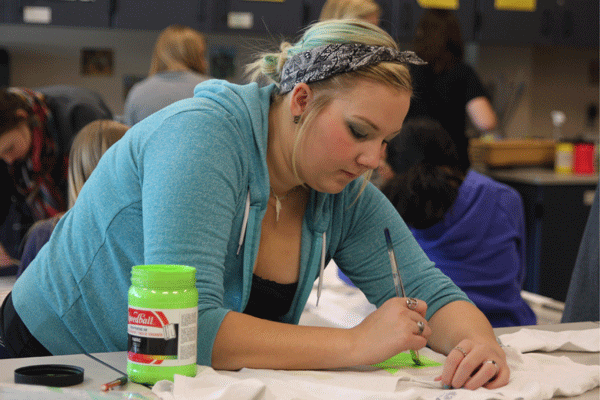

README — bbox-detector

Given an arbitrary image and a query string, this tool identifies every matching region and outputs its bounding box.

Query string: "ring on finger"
[416,320,425,335]
[406,298,418,310]
[483,359,499,377]
[453,346,468,358]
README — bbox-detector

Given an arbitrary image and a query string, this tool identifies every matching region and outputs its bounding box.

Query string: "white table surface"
[0,321,598,399]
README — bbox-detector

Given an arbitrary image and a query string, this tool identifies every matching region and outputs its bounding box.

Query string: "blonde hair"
[149,24,208,76]
[67,120,128,208]
[319,0,381,22]
[246,20,412,195]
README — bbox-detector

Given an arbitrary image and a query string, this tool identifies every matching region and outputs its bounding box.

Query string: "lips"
[342,170,360,179]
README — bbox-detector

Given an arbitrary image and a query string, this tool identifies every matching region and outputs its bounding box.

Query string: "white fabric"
[498,328,600,352]
[152,346,599,400]
[300,261,375,328]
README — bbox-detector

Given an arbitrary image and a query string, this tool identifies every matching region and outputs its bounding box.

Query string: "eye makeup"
[347,122,369,140]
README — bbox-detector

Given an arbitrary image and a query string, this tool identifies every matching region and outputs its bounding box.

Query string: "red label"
[128,351,164,365]
[128,308,165,328]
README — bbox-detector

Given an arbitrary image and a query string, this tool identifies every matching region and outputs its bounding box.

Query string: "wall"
[478,44,599,140]
[0,23,277,118]
[0,23,598,139]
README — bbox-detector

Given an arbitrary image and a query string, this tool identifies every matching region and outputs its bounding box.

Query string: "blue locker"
[112,0,210,32]
[19,0,112,28]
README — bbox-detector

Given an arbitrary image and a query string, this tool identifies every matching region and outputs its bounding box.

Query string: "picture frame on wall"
[81,48,113,76]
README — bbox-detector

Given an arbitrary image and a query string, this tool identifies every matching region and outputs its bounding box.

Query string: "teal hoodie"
[13,80,469,365]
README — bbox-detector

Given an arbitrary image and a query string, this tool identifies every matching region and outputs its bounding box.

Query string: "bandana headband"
[279,43,426,94]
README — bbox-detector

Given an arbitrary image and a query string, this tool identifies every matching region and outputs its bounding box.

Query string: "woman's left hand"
[435,338,509,390]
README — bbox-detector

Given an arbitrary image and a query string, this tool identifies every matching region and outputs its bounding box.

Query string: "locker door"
[20,0,112,28]
[475,0,541,45]
[211,0,304,36]
[394,0,476,44]
[111,0,209,32]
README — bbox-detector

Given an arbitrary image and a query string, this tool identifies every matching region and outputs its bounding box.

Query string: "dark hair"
[381,118,465,229]
[413,9,463,71]
[0,88,36,137]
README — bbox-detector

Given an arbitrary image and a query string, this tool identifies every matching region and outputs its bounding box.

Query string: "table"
[0,321,597,399]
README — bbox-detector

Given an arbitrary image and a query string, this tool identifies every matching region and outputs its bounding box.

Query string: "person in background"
[123,24,211,126]
[407,9,497,170]
[561,185,599,323]
[1,20,508,390]
[319,0,381,25]
[0,85,112,261]
[379,118,536,328]
[17,119,128,278]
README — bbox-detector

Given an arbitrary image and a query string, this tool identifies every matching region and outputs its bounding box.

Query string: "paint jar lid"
[14,364,84,387]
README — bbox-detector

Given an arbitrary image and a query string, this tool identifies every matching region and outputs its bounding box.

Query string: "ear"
[289,83,313,117]
[15,109,28,121]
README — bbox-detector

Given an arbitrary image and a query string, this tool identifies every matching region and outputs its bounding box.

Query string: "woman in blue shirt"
[1,20,508,390]
[380,118,536,327]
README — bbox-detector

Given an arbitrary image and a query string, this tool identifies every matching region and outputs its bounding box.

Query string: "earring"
[293,115,301,124]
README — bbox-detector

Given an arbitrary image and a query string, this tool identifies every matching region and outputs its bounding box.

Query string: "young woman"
[380,118,536,328]
[406,9,497,170]
[0,85,112,259]
[1,20,508,390]
[123,24,211,126]
[17,119,129,277]
[319,0,381,26]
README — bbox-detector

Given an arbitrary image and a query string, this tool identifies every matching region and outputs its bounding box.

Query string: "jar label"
[127,306,197,367]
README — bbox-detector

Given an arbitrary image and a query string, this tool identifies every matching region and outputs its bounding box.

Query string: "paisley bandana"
[279,43,426,94]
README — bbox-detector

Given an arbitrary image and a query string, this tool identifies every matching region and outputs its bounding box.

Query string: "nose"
[356,142,385,170]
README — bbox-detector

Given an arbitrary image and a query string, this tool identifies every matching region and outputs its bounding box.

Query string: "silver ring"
[484,360,499,380]
[406,298,418,310]
[416,321,425,335]
[453,346,468,358]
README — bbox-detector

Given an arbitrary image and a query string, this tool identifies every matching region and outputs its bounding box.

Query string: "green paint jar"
[127,264,198,385]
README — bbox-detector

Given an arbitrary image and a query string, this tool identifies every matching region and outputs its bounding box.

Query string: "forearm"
[427,301,498,355]
[212,311,359,370]
[467,96,498,133]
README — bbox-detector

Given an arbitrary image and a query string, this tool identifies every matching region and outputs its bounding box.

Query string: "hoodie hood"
[193,79,275,205]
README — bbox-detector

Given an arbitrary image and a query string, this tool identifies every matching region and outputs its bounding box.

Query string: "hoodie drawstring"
[237,192,251,255]
[237,191,327,309]
[316,231,326,307]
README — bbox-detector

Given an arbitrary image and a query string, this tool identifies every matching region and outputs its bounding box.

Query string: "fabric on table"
[498,327,600,352]
[152,345,599,400]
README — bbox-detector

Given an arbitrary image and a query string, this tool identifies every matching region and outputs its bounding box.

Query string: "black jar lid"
[14,364,84,387]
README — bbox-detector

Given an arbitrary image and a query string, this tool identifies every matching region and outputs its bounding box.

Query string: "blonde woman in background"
[123,24,211,126]
[319,0,381,25]
[17,119,128,277]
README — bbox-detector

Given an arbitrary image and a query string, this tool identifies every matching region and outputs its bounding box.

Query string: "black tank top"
[243,274,298,322]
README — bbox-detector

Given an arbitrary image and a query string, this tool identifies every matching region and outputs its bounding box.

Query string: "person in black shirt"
[406,9,497,170]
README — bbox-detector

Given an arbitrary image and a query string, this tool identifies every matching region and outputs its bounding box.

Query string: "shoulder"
[464,171,523,213]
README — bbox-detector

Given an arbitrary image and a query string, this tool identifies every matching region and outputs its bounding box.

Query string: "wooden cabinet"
[111,0,210,32]
[19,0,113,28]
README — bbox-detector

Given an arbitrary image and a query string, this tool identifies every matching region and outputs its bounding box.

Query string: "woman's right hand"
[349,297,430,366]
